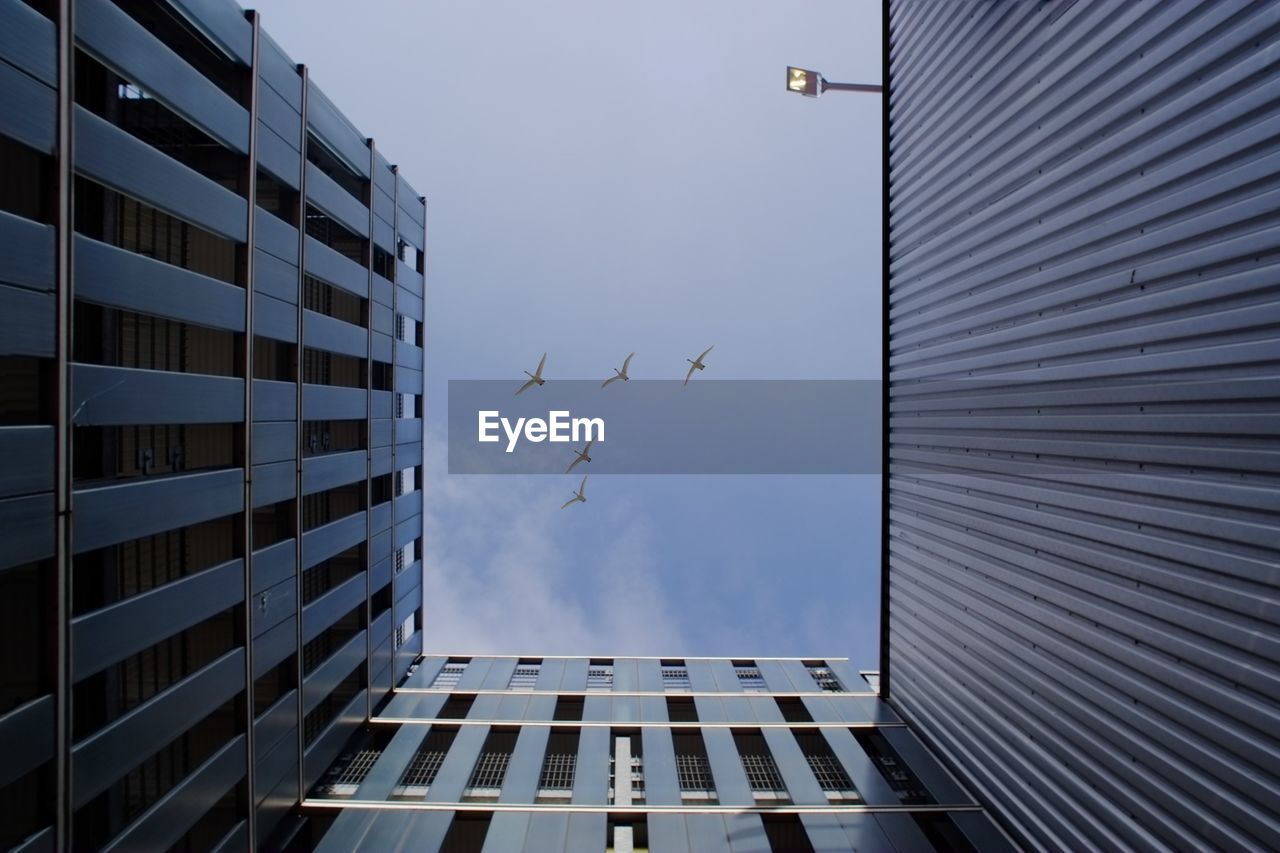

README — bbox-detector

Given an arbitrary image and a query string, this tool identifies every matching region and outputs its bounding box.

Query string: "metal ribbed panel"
[887,2,1280,850]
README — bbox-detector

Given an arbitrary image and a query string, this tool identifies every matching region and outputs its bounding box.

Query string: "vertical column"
[292,62,310,815]
[240,10,262,847]
[53,0,73,847]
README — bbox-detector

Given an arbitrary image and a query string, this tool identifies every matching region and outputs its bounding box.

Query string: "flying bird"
[566,440,594,474]
[683,345,714,386]
[560,474,588,509]
[516,352,547,395]
[601,352,635,389]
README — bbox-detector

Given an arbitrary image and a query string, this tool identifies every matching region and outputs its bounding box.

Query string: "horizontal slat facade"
[886,2,1280,851]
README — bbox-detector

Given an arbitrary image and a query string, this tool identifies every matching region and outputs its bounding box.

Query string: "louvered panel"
[887,2,1280,851]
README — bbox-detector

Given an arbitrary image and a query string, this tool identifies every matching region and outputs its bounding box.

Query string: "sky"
[255,0,884,669]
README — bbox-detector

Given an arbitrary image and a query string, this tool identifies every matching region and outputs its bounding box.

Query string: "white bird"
[566,440,594,474]
[516,352,547,395]
[683,345,714,386]
[560,474,588,509]
[602,352,635,389]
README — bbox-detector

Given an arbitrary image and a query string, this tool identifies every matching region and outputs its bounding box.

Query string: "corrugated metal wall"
[885,2,1280,850]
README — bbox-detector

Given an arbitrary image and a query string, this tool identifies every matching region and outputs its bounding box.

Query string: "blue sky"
[257,0,884,668]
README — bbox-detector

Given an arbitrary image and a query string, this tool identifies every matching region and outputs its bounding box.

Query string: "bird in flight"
[516,352,548,395]
[684,345,714,386]
[560,474,588,509]
[566,440,594,474]
[602,352,635,389]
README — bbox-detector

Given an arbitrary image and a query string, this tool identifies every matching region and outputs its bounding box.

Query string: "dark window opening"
[672,729,716,803]
[74,52,243,195]
[733,730,790,802]
[305,205,364,264]
[373,245,395,280]
[301,481,365,532]
[73,513,238,615]
[852,729,934,805]
[437,693,476,720]
[762,814,815,853]
[0,357,54,426]
[371,473,392,506]
[253,336,295,382]
[0,760,54,850]
[793,729,860,802]
[372,360,392,392]
[463,729,518,802]
[371,582,392,620]
[776,697,814,723]
[301,602,363,676]
[553,695,584,722]
[912,812,978,853]
[254,656,296,717]
[303,274,365,326]
[102,0,246,100]
[392,726,457,798]
[440,810,492,853]
[301,543,363,605]
[303,347,365,389]
[256,169,298,225]
[73,693,239,849]
[302,418,365,457]
[306,133,366,204]
[252,499,295,551]
[0,559,55,712]
[303,662,364,746]
[73,301,240,375]
[75,177,239,284]
[607,817,649,853]
[666,696,698,723]
[0,134,53,222]
[73,422,240,485]
[71,605,236,739]
[537,728,579,802]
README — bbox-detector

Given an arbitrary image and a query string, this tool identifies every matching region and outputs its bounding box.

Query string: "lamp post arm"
[820,78,883,94]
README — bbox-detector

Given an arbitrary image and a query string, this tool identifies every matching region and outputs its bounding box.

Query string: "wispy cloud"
[423,430,690,655]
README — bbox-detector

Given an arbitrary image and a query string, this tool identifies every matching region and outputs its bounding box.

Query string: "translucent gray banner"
[448,380,882,474]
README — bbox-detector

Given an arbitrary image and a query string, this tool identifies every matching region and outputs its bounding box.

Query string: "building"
[884,2,1280,850]
[304,655,1012,851]
[0,0,425,848]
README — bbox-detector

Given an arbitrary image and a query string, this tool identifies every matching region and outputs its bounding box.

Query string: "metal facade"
[309,655,1012,851]
[0,0,425,848]
[885,2,1280,850]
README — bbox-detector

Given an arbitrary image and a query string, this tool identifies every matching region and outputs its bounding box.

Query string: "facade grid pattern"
[537,753,577,793]
[393,750,447,797]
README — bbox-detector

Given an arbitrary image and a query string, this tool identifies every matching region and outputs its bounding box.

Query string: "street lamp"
[786,66,882,98]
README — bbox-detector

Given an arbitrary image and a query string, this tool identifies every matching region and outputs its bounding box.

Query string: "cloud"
[422,429,690,655]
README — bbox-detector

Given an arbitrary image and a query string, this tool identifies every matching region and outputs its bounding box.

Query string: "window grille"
[661,666,691,691]
[805,754,860,801]
[509,665,540,690]
[537,752,577,794]
[431,663,467,689]
[740,752,789,798]
[393,750,446,798]
[675,754,716,798]
[319,749,380,796]
[464,751,511,799]
[393,624,404,649]
[395,547,405,574]
[587,666,613,691]
[734,667,767,692]
[807,665,843,692]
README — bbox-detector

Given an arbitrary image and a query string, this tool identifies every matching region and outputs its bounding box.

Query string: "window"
[734,662,767,692]
[463,730,518,801]
[673,730,716,802]
[587,660,613,691]
[509,660,541,690]
[734,731,790,802]
[393,728,457,798]
[318,749,381,797]
[666,697,699,723]
[537,730,579,802]
[661,661,691,692]
[553,696,584,721]
[852,729,932,805]
[431,660,469,689]
[609,731,645,806]
[794,730,860,803]
[805,662,843,692]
